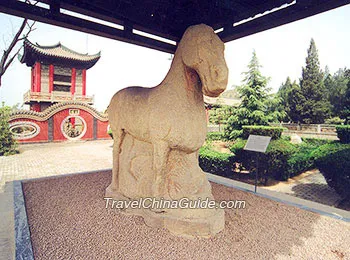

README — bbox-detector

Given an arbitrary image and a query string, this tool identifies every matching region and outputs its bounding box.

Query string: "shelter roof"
[1,0,349,53]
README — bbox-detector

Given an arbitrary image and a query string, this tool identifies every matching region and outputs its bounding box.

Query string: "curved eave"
[20,39,101,69]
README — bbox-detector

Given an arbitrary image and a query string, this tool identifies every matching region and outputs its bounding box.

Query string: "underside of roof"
[19,39,101,69]
[1,0,349,53]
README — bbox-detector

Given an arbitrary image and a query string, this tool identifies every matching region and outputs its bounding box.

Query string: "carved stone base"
[105,185,225,238]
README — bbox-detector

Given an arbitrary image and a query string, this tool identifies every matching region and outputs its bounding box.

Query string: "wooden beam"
[0,0,177,54]
[39,0,181,42]
[219,0,350,42]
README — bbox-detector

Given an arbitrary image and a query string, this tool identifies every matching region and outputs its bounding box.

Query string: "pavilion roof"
[19,39,101,69]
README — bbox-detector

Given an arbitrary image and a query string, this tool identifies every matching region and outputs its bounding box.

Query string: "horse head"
[179,24,228,97]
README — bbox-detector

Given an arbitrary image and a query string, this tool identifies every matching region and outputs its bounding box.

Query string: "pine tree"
[286,81,305,123]
[299,39,331,123]
[225,51,279,139]
[277,77,293,121]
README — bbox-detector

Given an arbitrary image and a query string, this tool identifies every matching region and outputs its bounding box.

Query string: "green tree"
[285,81,305,123]
[341,69,350,123]
[209,105,234,130]
[0,103,18,156]
[277,77,293,121]
[225,51,279,139]
[324,68,348,118]
[299,39,331,123]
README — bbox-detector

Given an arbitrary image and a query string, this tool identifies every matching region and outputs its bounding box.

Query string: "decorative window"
[53,66,71,92]
[61,115,87,140]
[9,121,40,140]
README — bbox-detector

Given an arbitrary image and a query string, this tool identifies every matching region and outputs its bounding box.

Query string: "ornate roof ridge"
[9,101,108,122]
[25,39,101,59]
[20,39,101,68]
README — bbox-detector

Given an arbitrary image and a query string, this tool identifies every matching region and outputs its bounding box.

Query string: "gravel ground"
[23,171,350,260]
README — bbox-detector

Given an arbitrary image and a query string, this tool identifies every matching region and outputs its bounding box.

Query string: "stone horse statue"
[106,24,228,238]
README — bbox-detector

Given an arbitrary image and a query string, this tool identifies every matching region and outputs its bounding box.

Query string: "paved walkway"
[263,169,342,207]
[0,140,113,192]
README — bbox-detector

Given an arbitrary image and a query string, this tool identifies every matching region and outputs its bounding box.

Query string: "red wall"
[53,109,69,141]
[79,109,93,140]
[10,107,109,143]
[97,120,110,139]
[11,119,48,143]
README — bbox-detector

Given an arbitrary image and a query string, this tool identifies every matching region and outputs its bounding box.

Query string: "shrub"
[0,105,18,156]
[224,129,243,140]
[310,142,350,161]
[325,116,345,125]
[108,129,113,139]
[336,125,350,143]
[242,125,285,140]
[206,131,223,142]
[199,144,235,177]
[301,137,332,146]
[286,142,317,177]
[315,148,350,199]
[230,139,296,183]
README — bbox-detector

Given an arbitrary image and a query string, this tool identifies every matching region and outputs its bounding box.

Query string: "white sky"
[0,5,349,111]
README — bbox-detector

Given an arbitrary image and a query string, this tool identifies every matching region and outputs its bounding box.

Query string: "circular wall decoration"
[9,121,41,140]
[61,115,87,140]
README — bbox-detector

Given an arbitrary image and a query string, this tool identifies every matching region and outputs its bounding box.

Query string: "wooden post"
[35,62,41,92]
[82,69,86,96]
[71,68,76,96]
[49,64,54,93]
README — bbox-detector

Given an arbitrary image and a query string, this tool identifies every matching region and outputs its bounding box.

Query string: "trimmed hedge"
[230,139,296,183]
[315,147,350,199]
[336,125,350,143]
[242,126,285,140]
[206,132,223,142]
[310,142,350,161]
[199,144,235,177]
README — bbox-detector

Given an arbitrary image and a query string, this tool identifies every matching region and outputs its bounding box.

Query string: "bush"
[0,105,18,156]
[199,144,235,177]
[242,125,285,140]
[286,142,318,177]
[224,129,243,140]
[230,139,296,183]
[325,116,345,125]
[336,125,350,143]
[206,132,223,142]
[310,142,350,161]
[315,148,350,199]
[301,137,332,146]
[108,129,113,139]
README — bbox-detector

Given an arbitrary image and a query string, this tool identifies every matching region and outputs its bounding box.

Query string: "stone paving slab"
[263,170,342,207]
[0,140,113,192]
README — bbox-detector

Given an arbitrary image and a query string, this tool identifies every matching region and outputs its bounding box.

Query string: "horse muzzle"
[203,64,228,97]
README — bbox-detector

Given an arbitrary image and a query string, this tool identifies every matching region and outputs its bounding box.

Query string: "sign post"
[243,135,271,193]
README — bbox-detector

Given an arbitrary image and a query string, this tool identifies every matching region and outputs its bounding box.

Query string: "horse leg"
[152,140,170,198]
[110,128,125,191]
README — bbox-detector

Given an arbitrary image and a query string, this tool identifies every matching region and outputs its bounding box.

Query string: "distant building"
[19,39,100,111]
[8,40,109,143]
